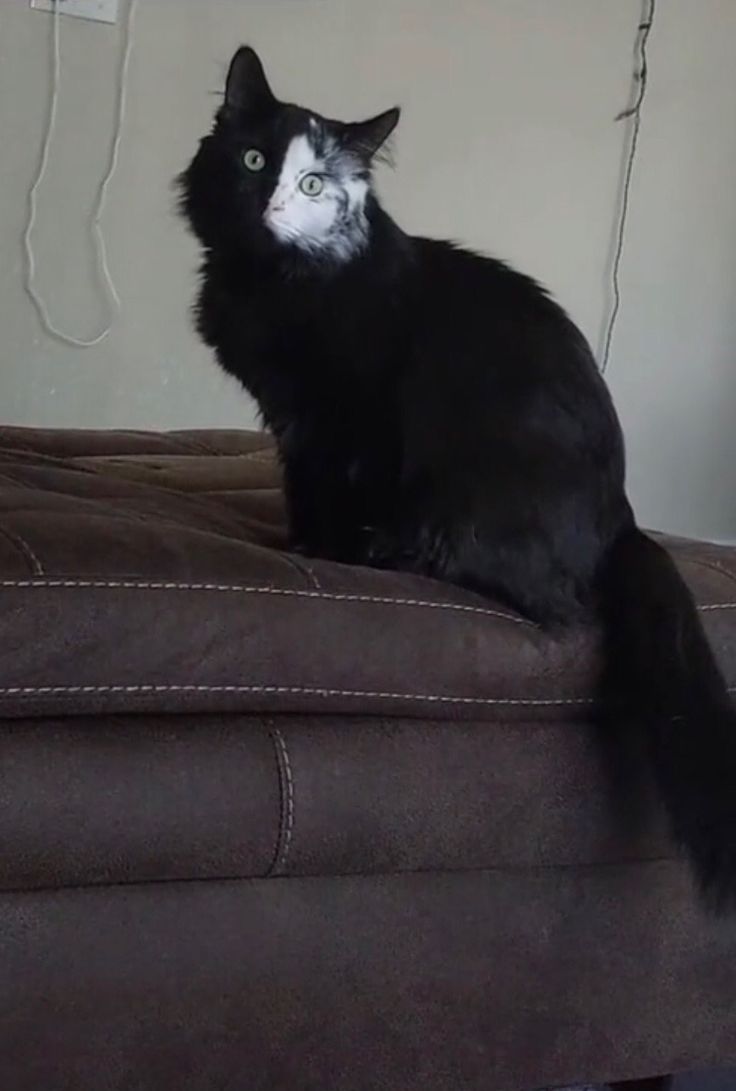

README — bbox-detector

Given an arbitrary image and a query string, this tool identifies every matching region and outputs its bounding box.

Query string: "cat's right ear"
[225,46,276,112]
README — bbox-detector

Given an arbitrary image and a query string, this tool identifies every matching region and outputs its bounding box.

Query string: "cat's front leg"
[359,517,452,578]
[282,455,363,564]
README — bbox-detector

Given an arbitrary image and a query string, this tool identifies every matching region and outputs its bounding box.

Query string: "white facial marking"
[263,131,369,263]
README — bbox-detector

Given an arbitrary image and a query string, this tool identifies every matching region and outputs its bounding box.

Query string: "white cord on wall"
[22,0,139,348]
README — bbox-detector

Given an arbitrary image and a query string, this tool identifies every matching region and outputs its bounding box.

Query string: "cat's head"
[179,46,400,266]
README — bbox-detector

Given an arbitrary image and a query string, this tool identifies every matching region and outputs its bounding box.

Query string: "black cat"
[179,46,736,907]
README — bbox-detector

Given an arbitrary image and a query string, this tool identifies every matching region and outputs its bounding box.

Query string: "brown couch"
[0,425,735,1091]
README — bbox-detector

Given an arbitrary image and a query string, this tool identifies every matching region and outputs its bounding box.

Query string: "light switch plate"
[30,0,119,25]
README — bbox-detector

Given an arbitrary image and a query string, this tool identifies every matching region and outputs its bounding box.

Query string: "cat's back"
[407,234,599,383]
[410,236,557,321]
[401,233,620,460]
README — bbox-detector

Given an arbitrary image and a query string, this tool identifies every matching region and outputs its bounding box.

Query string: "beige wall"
[0,0,734,539]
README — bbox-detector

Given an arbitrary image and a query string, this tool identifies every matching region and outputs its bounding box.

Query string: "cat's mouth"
[265,216,299,242]
[265,216,321,253]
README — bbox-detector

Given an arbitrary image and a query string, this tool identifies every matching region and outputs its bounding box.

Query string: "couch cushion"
[0,709,674,891]
[0,425,734,723]
[0,425,735,892]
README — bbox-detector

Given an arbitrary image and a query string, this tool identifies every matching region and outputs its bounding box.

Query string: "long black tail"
[598,526,736,908]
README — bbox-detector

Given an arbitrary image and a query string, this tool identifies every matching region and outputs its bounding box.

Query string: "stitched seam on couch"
[2,684,732,706]
[268,726,295,876]
[0,579,532,625]
[0,683,596,706]
[0,527,44,576]
[1,579,733,616]
[0,683,732,704]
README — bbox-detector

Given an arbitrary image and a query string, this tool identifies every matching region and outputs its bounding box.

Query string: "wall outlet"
[30,0,119,25]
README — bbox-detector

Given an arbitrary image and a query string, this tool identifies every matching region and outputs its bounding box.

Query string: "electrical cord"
[600,0,656,374]
[22,0,138,347]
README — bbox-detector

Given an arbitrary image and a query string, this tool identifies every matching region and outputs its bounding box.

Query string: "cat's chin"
[267,221,322,257]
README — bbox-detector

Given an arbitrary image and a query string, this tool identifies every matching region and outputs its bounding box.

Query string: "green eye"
[243,149,265,172]
[299,173,324,197]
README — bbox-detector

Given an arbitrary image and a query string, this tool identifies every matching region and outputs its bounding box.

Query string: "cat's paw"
[287,539,311,557]
[360,530,410,569]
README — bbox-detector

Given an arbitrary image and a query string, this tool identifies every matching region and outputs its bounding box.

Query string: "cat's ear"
[342,107,401,160]
[225,46,276,112]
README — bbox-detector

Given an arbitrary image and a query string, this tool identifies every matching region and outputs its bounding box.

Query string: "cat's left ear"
[225,46,276,112]
[342,107,401,160]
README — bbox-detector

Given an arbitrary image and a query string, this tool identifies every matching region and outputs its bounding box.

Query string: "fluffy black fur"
[179,47,736,908]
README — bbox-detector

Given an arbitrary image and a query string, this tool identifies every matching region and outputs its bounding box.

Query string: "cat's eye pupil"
[243,149,265,172]
[300,173,324,197]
